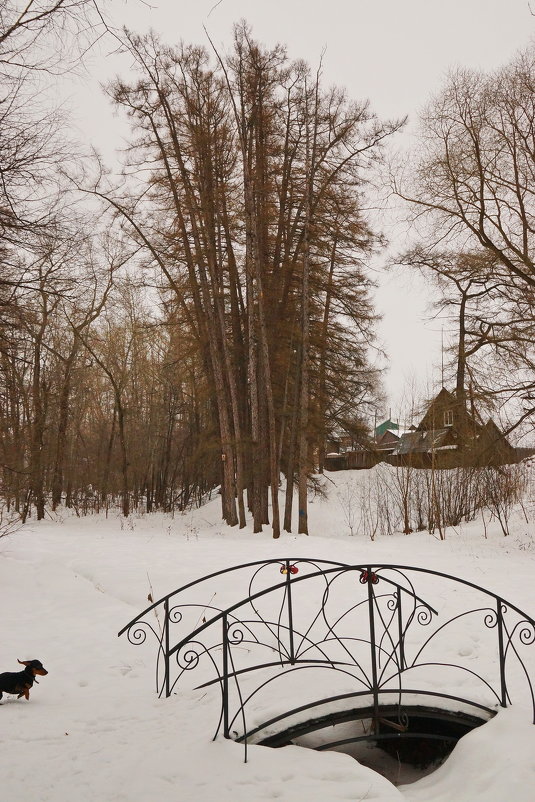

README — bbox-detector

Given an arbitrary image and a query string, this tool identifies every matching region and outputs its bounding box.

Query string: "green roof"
[375,419,399,437]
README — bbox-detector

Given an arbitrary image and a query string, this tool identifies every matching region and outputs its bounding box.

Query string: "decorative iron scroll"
[119,559,535,761]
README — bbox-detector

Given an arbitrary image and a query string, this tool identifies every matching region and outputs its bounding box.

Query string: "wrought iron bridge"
[119,559,535,762]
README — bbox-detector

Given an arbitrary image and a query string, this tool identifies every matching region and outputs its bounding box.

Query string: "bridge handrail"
[118,559,535,641]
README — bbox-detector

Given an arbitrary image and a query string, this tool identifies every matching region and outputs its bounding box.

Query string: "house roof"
[376,430,400,443]
[375,418,399,437]
[375,430,400,451]
[476,419,515,453]
[393,428,458,455]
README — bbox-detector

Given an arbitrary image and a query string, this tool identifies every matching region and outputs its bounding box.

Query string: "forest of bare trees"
[1,9,402,534]
[0,2,533,536]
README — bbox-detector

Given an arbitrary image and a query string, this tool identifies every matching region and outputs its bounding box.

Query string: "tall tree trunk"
[101,404,116,507]
[298,77,317,536]
[30,321,46,520]
[317,237,337,473]
[115,391,130,518]
[283,343,301,532]
[51,343,78,510]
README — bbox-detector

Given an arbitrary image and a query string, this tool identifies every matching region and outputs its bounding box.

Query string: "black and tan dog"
[0,659,48,701]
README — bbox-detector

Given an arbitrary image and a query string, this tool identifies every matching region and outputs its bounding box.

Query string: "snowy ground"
[1,467,535,801]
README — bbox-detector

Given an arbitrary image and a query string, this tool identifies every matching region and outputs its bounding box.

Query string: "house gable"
[474,419,516,465]
[416,387,480,434]
[375,430,400,453]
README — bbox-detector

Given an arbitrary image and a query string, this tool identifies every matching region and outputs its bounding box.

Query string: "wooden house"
[324,389,525,471]
[374,428,400,456]
[389,388,518,468]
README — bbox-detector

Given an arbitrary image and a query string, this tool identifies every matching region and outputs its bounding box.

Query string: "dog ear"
[18,659,29,666]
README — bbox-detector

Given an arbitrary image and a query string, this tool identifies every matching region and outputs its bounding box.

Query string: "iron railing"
[119,559,535,760]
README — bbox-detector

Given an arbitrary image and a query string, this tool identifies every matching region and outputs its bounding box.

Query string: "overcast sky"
[68,0,535,415]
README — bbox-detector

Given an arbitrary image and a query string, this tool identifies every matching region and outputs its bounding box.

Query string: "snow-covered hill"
[1,467,534,801]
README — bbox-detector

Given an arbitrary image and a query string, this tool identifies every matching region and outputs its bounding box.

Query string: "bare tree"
[395,48,535,287]
[0,0,112,74]
[74,26,400,534]
[395,45,535,435]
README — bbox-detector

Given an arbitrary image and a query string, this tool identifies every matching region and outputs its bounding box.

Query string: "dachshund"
[0,659,48,701]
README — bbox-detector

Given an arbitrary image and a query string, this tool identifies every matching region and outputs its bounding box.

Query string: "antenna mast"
[441,327,444,388]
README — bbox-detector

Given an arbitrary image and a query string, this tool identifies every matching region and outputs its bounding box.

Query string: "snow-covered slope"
[1,467,534,801]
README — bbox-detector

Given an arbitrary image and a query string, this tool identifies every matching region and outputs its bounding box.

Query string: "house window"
[444,409,453,427]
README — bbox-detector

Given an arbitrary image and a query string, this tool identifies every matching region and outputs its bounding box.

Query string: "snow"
[1,465,535,801]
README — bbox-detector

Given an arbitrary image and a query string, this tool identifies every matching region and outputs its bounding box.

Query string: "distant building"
[324,388,527,472]
[390,388,518,468]
[325,423,377,471]
[374,428,400,456]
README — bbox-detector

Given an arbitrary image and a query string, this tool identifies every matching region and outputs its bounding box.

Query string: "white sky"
[67,0,534,414]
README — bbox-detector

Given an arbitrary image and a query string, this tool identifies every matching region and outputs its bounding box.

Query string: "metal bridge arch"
[119,559,535,760]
